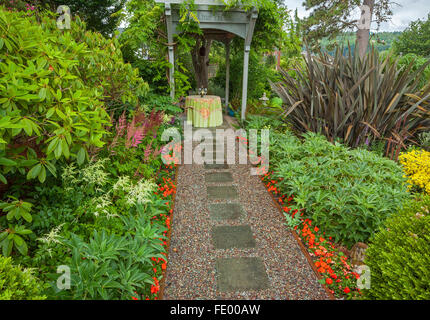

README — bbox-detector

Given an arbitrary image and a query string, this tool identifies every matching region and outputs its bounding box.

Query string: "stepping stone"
[212,225,256,249]
[205,172,234,183]
[209,203,243,220]
[207,186,238,200]
[216,257,269,292]
[204,163,229,170]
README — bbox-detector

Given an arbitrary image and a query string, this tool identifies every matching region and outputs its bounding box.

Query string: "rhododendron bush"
[0,6,147,186]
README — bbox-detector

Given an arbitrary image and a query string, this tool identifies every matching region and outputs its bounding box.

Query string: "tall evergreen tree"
[302,0,394,57]
[393,14,430,57]
[45,0,126,36]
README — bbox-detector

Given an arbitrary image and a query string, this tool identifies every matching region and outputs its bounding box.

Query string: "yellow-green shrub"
[363,195,430,300]
[0,255,46,300]
[399,149,430,194]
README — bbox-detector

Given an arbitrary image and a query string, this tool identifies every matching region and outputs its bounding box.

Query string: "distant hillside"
[319,32,402,54]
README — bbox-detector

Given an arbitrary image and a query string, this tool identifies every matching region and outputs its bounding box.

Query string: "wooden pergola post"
[225,39,231,113]
[241,8,258,121]
[165,3,175,99]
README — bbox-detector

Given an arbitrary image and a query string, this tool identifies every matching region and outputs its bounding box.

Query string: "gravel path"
[162,117,329,300]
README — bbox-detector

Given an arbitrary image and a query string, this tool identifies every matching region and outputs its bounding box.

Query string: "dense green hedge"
[269,131,410,248]
[364,195,430,300]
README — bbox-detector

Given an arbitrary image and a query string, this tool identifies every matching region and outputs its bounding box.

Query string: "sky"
[284,0,430,32]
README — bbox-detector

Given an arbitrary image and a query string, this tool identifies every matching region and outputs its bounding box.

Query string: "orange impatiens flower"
[151,277,160,294]
[262,174,359,299]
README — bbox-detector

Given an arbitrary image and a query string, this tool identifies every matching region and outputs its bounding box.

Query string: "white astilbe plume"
[81,158,109,188]
[61,159,109,193]
[90,193,113,218]
[37,223,65,245]
[126,179,157,206]
[61,164,79,186]
[112,176,132,193]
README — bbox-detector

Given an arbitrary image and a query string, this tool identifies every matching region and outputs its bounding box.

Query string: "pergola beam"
[156,0,258,121]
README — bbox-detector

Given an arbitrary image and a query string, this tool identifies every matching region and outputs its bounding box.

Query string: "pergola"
[155,0,258,120]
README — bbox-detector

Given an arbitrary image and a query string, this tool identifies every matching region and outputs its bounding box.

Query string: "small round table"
[186,95,223,128]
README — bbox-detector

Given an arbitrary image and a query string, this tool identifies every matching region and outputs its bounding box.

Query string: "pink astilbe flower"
[125,117,146,148]
[144,140,153,162]
[111,110,164,151]
[116,112,127,137]
[109,112,128,154]
[154,146,163,158]
[131,126,144,148]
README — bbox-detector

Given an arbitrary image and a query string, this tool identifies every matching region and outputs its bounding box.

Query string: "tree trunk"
[356,0,375,59]
[191,36,212,89]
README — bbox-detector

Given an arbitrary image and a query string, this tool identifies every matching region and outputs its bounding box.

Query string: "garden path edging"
[263,186,336,300]
[157,164,180,301]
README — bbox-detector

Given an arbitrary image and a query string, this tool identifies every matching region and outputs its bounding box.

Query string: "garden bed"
[261,173,361,299]
[155,164,179,300]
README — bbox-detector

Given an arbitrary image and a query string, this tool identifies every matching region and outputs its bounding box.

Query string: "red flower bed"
[262,171,362,299]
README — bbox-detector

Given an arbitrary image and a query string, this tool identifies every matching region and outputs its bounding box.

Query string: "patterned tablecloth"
[186,95,223,128]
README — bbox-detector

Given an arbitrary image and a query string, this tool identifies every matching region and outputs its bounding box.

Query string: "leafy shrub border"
[237,136,361,300]
[261,173,361,299]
